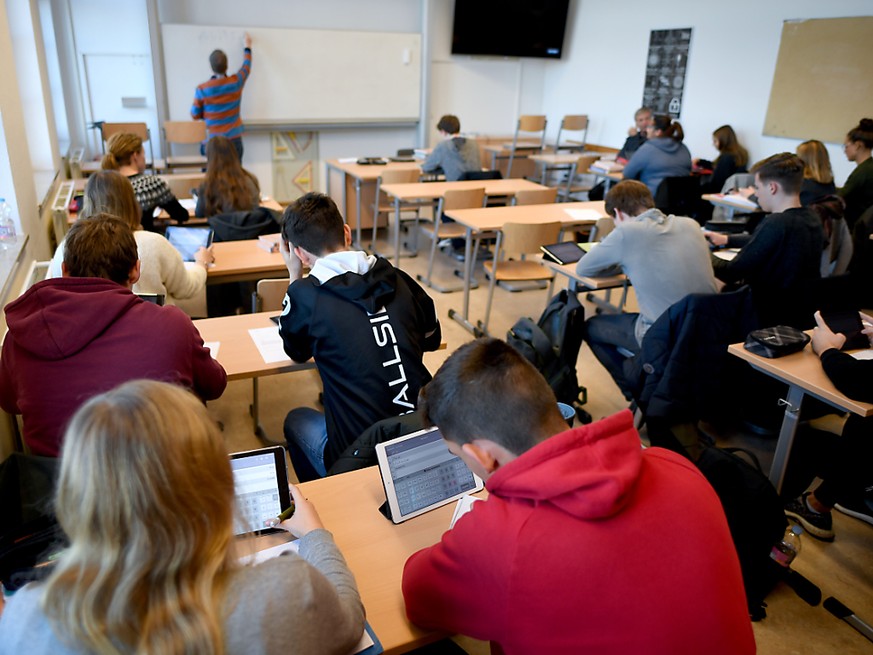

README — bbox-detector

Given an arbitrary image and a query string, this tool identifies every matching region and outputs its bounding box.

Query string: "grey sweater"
[0,529,365,655]
[576,208,718,343]
[421,136,481,181]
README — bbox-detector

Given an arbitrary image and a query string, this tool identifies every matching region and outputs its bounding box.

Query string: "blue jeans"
[585,312,641,400]
[284,407,328,481]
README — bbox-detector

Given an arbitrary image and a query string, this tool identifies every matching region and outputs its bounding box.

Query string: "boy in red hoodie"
[402,338,755,655]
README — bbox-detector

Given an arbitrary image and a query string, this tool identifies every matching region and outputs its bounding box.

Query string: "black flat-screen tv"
[451,0,571,59]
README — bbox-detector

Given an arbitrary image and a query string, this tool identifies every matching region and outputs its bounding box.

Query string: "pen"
[263,502,296,528]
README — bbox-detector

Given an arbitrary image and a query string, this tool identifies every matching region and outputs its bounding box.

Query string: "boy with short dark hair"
[421,114,481,181]
[402,338,755,655]
[708,152,824,327]
[278,193,441,480]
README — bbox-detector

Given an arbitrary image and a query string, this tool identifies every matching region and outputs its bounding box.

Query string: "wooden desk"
[325,159,422,247]
[544,260,630,315]
[442,201,606,334]
[298,466,487,653]
[208,239,287,284]
[727,341,873,492]
[701,193,759,220]
[194,310,314,438]
[481,142,543,179]
[528,152,585,185]
[193,311,312,381]
[380,179,550,269]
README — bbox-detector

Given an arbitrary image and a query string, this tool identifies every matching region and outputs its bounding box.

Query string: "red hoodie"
[0,278,227,456]
[402,410,755,655]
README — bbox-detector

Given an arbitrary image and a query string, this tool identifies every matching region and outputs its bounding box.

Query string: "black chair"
[459,170,502,181]
[208,206,281,242]
[654,175,703,222]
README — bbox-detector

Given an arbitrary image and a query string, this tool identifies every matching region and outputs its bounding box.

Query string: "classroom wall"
[542,0,873,185]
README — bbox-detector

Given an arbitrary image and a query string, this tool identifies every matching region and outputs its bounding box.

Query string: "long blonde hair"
[796,140,834,184]
[81,170,142,229]
[42,380,237,655]
[102,133,143,170]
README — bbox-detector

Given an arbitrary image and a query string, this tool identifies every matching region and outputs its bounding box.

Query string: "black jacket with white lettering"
[279,257,441,469]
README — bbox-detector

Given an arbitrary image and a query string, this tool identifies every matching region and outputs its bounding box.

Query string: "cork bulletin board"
[764,17,873,144]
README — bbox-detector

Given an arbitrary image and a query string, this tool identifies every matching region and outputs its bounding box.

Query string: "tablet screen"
[540,241,585,265]
[230,447,291,536]
[377,427,483,523]
[166,226,213,262]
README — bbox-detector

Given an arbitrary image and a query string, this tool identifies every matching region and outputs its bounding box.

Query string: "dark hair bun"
[860,118,873,130]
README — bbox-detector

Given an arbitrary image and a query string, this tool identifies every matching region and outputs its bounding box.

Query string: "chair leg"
[479,264,499,337]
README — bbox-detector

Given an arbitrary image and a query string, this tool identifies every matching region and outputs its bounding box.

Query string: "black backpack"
[506,290,588,415]
[694,446,788,621]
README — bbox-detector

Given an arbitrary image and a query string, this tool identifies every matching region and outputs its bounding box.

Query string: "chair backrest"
[573,155,599,176]
[208,207,281,241]
[654,176,702,221]
[561,115,588,131]
[164,121,207,145]
[500,221,562,257]
[255,278,291,312]
[513,187,558,206]
[590,216,615,242]
[102,122,149,143]
[380,168,420,185]
[517,115,547,133]
[441,187,486,213]
[159,174,204,199]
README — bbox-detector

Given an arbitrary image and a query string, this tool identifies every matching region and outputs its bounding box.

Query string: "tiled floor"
[210,230,873,654]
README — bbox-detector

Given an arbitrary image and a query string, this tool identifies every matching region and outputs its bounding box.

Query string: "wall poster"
[642,28,692,117]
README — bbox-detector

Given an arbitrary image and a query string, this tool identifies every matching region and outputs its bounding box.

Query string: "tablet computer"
[376,427,483,524]
[165,226,214,262]
[230,446,292,536]
[540,241,594,265]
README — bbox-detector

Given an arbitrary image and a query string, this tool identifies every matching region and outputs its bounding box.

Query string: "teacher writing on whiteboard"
[191,32,252,162]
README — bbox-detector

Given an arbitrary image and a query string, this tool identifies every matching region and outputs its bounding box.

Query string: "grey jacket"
[576,208,718,343]
[421,136,481,181]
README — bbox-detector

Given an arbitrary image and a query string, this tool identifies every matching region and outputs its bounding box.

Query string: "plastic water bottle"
[0,198,16,246]
[770,524,803,568]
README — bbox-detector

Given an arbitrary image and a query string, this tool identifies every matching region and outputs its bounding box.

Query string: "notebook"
[376,427,483,524]
[230,446,292,536]
[165,226,214,262]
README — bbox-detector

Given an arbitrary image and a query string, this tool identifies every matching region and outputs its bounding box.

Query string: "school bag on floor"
[506,289,589,421]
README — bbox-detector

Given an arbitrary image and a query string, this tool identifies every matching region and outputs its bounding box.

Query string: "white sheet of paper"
[249,327,291,364]
[338,157,358,163]
[719,194,758,209]
[349,631,375,654]
[564,208,603,222]
[713,248,740,261]
[238,540,299,565]
[180,197,197,210]
[850,349,873,360]
[449,494,483,529]
[203,341,220,359]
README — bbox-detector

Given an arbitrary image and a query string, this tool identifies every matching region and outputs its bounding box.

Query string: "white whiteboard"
[161,24,421,124]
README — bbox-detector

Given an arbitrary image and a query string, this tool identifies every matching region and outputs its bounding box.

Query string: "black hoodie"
[279,256,440,468]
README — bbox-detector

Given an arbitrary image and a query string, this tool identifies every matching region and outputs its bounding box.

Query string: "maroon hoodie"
[402,410,755,655]
[0,277,227,456]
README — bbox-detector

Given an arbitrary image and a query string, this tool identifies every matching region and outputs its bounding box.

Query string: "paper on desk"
[338,157,358,163]
[249,327,291,364]
[564,208,603,222]
[152,198,197,216]
[203,341,220,359]
[450,494,483,529]
[851,349,873,360]
[717,193,758,210]
[238,540,299,565]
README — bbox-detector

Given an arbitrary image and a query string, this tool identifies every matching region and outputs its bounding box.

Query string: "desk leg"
[769,385,805,494]
[354,179,363,250]
[447,227,477,335]
[393,198,402,269]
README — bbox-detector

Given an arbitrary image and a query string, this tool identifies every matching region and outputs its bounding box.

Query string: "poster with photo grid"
[642,28,692,118]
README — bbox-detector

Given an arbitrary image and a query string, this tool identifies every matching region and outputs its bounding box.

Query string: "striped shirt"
[191,48,252,141]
